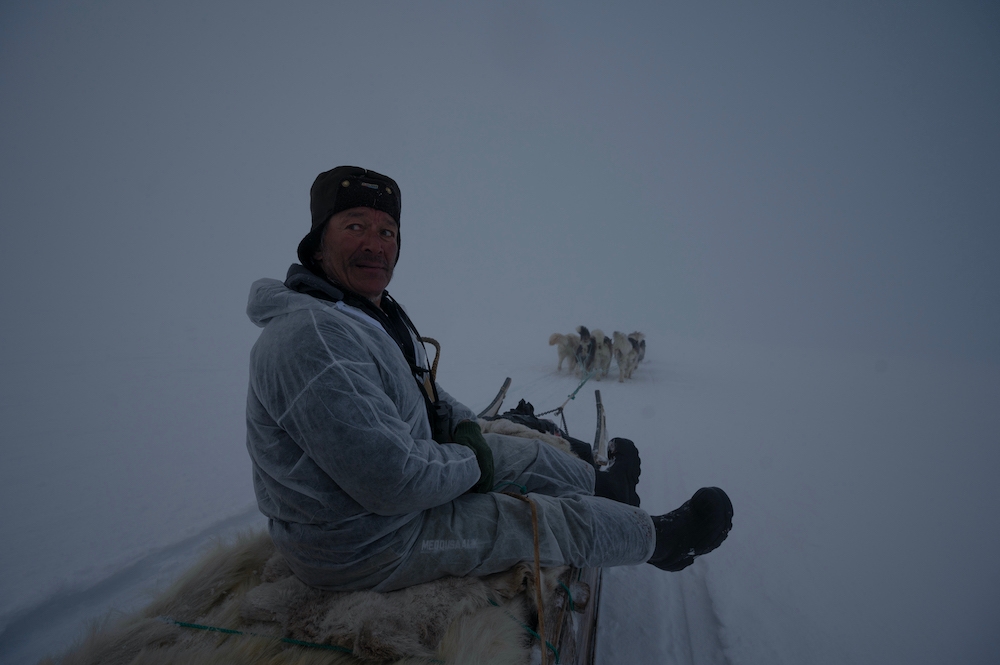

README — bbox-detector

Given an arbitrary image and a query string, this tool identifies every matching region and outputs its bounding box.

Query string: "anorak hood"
[247,265,346,328]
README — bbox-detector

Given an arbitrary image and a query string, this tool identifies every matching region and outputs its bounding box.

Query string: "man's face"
[315,206,399,304]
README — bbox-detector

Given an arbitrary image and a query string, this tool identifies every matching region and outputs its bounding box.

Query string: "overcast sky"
[2,1,998,372]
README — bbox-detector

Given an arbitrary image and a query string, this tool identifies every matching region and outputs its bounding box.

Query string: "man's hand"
[451,421,494,493]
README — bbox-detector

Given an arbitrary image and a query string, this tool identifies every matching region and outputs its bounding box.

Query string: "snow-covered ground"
[2,328,997,664]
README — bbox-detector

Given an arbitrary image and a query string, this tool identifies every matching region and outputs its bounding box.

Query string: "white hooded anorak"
[246,273,481,588]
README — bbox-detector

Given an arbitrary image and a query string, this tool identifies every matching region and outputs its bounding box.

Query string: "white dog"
[573,326,614,380]
[613,331,641,382]
[548,332,581,372]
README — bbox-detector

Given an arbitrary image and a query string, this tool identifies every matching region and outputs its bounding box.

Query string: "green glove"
[452,420,495,493]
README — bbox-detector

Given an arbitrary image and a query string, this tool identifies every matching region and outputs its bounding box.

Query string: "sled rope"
[558,581,576,612]
[550,579,576,659]
[536,370,594,435]
[419,336,441,383]
[158,617,359,654]
[161,617,449,663]
[503,488,552,665]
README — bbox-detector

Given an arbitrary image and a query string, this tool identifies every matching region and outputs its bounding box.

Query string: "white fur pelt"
[45,529,574,665]
[478,418,572,456]
[547,333,580,373]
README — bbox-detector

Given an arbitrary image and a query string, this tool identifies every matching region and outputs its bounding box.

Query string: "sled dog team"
[549,325,646,382]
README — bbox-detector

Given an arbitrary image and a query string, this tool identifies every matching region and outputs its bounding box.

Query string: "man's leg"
[593,437,642,506]
[372,490,655,592]
[486,431,643,507]
[485,432,596,497]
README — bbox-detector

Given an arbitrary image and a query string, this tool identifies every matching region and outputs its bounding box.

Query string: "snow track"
[596,562,730,665]
[0,507,266,665]
[671,565,731,665]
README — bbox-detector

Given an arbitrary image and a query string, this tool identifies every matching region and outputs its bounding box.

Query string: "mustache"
[351,252,391,270]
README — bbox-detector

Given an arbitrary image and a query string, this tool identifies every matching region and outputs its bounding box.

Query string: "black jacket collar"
[285,264,344,303]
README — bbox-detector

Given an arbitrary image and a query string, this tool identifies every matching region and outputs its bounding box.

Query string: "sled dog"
[613,331,640,382]
[591,329,613,380]
[628,331,646,363]
[574,326,614,380]
[574,326,597,377]
[549,332,581,372]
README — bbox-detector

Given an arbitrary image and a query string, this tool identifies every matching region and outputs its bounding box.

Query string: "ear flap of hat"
[297,224,325,273]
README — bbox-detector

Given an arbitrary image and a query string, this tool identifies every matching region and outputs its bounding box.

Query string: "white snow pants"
[369,433,656,592]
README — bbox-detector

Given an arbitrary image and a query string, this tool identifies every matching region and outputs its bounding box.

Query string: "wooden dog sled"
[45,382,607,665]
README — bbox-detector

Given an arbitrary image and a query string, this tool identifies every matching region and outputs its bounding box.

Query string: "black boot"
[594,437,642,507]
[648,487,733,571]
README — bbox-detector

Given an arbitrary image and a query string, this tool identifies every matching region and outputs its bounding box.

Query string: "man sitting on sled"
[245,165,733,592]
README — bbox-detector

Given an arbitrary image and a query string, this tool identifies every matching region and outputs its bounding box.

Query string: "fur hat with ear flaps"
[297,165,402,274]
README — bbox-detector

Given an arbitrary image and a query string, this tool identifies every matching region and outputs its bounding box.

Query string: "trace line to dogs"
[536,370,595,435]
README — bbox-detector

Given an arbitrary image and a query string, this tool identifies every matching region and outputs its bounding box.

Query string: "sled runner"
[593,390,608,466]
[46,383,609,665]
[477,376,512,418]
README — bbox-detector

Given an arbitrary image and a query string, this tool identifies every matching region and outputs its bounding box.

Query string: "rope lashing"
[557,581,576,613]
[502,487,551,665]
[550,576,575,659]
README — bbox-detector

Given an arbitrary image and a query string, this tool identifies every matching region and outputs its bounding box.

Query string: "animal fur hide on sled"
[478,418,572,456]
[45,530,576,665]
[47,416,590,665]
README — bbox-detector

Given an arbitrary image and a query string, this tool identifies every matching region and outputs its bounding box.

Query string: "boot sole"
[651,487,733,571]
[690,487,733,555]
